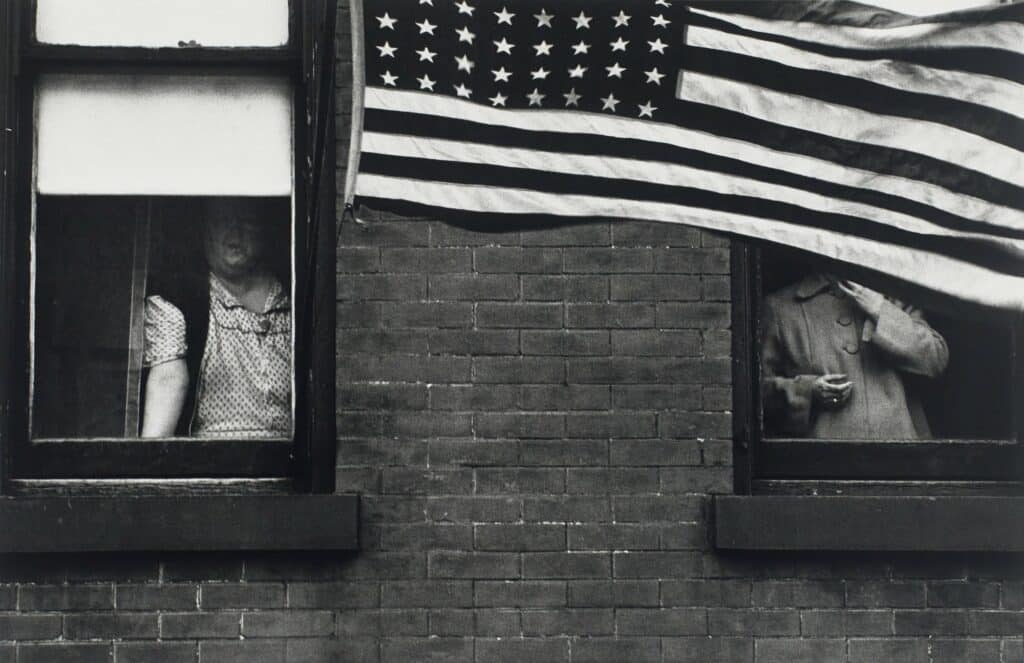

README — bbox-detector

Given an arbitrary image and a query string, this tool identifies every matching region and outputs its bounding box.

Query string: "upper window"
[1,0,337,486]
[733,243,1021,489]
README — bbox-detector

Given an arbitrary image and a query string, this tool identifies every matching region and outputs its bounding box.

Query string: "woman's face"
[204,213,266,280]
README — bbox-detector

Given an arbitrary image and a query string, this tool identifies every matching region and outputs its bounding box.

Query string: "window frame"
[731,242,1024,495]
[0,0,337,493]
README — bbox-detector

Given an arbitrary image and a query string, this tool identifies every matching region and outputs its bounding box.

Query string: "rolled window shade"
[35,0,289,47]
[36,74,292,196]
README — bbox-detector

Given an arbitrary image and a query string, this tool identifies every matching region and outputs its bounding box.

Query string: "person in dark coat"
[760,273,948,439]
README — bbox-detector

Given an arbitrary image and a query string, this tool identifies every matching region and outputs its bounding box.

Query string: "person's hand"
[812,373,852,411]
[837,280,884,320]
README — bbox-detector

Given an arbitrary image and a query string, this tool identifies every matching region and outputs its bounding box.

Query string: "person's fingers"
[823,373,848,382]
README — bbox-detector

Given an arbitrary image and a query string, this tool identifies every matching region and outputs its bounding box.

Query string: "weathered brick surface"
[0,6,1019,662]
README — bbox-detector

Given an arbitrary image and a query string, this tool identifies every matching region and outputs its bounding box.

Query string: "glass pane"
[35,0,289,47]
[36,74,292,196]
[758,246,1014,440]
[32,195,293,439]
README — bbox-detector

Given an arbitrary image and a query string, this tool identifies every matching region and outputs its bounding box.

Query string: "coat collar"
[794,273,836,301]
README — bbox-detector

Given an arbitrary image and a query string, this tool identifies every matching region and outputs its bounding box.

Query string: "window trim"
[731,242,1024,492]
[1,0,337,493]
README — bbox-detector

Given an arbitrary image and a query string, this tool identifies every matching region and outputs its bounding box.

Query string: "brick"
[338,383,428,410]
[849,638,929,663]
[379,581,472,608]
[430,222,519,247]
[362,495,429,523]
[660,412,731,438]
[568,580,659,608]
[475,248,562,273]
[427,497,521,523]
[522,496,610,522]
[703,329,732,356]
[522,275,607,301]
[242,611,334,637]
[702,275,732,301]
[381,637,473,663]
[518,439,608,466]
[0,586,13,610]
[64,613,158,640]
[564,248,652,273]
[613,495,704,522]
[115,584,197,612]
[382,468,475,494]
[520,386,611,414]
[566,303,655,329]
[610,275,700,301]
[800,610,892,636]
[199,641,284,663]
[475,468,565,494]
[521,223,609,246]
[566,468,659,494]
[613,386,703,413]
[656,303,731,329]
[568,524,660,551]
[428,440,519,466]
[703,439,733,465]
[754,638,846,663]
[19,585,112,611]
[521,609,614,636]
[520,331,609,357]
[17,644,111,663]
[610,330,701,356]
[847,581,925,608]
[115,642,197,663]
[429,609,473,636]
[475,414,565,439]
[338,274,425,300]
[381,247,470,272]
[474,357,565,384]
[428,330,519,355]
[708,609,800,636]
[522,553,611,579]
[569,637,659,663]
[659,467,734,494]
[474,581,566,608]
[615,552,701,579]
[931,638,1002,663]
[160,612,240,639]
[430,386,519,413]
[339,328,427,354]
[474,638,570,663]
[0,614,60,640]
[428,552,519,579]
[617,608,706,635]
[1002,637,1023,662]
[381,302,473,328]
[341,355,471,383]
[337,302,381,328]
[928,581,1000,608]
[655,248,729,273]
[475,524,565,551]
[478,303,563,328]
[702,386,733,410]
[662,580,751,607]
[660,523,707,550]
[336,247,379,273]
[569,358,730,384]
[475,610,521,636]
[199,583,285,609]
[287,582,379,609]
[967,610,1024,635]
[663,637,751,663]
[384,410,474,439]
[612,222,700,247]
[428,274,517,300]
[1001,583,1024,609]
[752,581,845,608]
[565,414,657,439]
[609,439,702,465]
[894,609,968,635]
[340,219,429,246]
[379,523,474,551]
[335,553,426,581]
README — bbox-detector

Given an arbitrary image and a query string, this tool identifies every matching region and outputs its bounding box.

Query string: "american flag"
[351,0,1024,311]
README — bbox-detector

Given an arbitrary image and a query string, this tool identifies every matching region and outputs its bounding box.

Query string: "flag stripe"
[678,72,1023,184]
[686,8,1024,84]
[688,6,1024,53]
[358,152,1024,277]
[687,26,1024,122]
[355,178,1024,311]
[365,89,1024,229]
[363,110,1024,242]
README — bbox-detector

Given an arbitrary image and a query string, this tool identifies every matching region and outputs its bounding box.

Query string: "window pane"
[36,74,292,196]
[758,246,1014,441]
[32,196,293,440]
[35,0,289,47]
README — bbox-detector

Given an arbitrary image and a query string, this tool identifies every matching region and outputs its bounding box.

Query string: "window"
[731,243,1022,493]
[0,1,338,492]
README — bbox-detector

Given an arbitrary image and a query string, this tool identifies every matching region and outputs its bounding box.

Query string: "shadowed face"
[204,203,267,280]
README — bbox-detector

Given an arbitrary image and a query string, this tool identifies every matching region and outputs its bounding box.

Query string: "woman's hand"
[812,373,852,411]
[837,280,885,320]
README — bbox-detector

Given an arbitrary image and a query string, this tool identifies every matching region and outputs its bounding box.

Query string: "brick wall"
[0,2,1019,662]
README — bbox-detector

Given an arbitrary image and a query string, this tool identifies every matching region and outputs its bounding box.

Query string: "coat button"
[837,315,853,326]
[843,343,859,354]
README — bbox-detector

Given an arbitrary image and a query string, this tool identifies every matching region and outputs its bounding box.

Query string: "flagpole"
[343,0,366,214]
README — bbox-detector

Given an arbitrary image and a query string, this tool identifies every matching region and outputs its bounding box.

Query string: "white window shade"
[35,0,289,47]
[36,74,293,196]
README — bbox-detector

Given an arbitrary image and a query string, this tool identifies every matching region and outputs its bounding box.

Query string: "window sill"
[0,495,358,552]
[715,495,1024,551]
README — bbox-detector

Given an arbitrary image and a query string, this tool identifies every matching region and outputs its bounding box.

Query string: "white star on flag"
[600,93,619,112]
[455,55,474,73]
[572,12,591,29]
[644,68,665,85]
[456,26,476,44]
[380,70,397,86]
[494,7,515,25]
[416,75,435,91]
[563,88,581,107]
[376,13,397,30]
[534,9,553,28]
[526,88,545,106]
[489,92,507,107]
[454,83,472,98]
[415,47,436,62]
[533,41,553,56]
[612,11,631,27]
[494,38,514,54]
[455,1,474,16]
[605,62,625,78]
[376,42,397,57]
[415,19,436,35]
[637,101,656,118]
[491,67,512,82]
